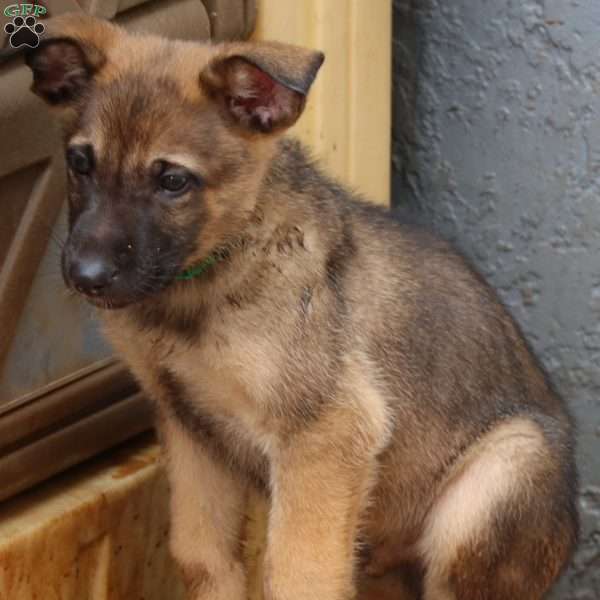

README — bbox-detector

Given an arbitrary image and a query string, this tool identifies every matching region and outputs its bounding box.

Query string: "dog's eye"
[159,172,190,194]
[67,147,93,175]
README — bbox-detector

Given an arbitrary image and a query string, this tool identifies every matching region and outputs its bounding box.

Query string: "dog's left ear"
[200,42,324,134]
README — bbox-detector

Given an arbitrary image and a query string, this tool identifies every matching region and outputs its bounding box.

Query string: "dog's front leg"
[159,412,248,600]
[265,407,381,600]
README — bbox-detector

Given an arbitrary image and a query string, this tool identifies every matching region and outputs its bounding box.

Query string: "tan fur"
[27,15,578,600]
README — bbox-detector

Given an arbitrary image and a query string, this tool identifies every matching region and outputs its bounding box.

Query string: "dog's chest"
[104,301,286,449]
[169,305,284,409]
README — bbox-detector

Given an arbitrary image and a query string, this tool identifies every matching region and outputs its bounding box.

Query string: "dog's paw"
[4,16,45,49]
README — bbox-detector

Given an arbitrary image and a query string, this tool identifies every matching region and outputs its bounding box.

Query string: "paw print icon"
[4,16,45,49]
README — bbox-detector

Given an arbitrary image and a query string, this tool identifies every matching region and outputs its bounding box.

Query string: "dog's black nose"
[70,255,119,296]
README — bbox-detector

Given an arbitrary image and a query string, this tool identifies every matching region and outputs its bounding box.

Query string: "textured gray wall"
[392,0,600,597]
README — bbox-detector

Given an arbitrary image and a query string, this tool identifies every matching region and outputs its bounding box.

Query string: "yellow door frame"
[254,0,392,206]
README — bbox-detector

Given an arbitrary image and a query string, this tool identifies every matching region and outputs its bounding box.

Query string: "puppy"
[26,14,578,600]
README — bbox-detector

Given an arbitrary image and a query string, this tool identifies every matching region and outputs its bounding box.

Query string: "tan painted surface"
[254,0,392,205]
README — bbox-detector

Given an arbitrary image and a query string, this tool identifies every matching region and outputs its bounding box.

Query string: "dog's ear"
[200,42,324,134]
[24,14,117,105]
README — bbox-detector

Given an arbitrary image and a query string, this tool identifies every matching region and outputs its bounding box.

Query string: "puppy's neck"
[126,138,319,320]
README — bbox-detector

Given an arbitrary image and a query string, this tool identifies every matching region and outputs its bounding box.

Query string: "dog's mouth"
[74,273,179,309]
[80,294,140,310]
[73,281,175,310]
[65,264,180,310]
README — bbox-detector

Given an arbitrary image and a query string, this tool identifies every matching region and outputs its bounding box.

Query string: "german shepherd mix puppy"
[26,14,577,600]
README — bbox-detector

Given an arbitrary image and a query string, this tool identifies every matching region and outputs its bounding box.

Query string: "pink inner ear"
[226,61,299,133]
[247,65,277,98]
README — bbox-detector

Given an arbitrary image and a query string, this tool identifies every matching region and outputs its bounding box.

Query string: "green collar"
[176,254,218,281]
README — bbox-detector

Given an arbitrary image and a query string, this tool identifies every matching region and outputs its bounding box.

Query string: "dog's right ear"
[24,14,117,106]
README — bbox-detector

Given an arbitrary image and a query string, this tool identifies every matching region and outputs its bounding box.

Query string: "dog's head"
[25,14,323,308]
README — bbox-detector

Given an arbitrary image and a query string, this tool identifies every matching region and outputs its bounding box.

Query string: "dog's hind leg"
[419,417,577,600]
